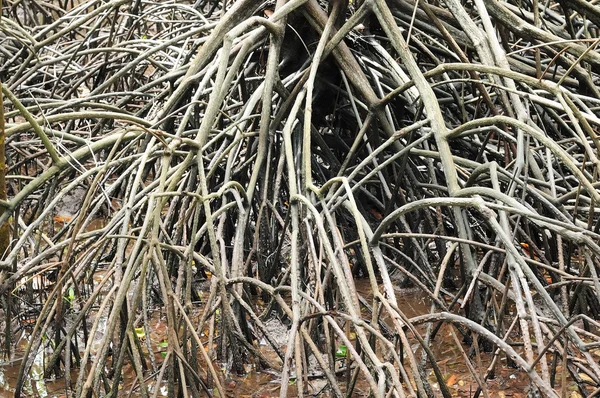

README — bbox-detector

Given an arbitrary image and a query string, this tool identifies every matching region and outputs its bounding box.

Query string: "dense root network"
[1,0,600,397]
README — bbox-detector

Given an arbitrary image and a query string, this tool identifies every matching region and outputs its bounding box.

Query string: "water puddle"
[0,338,71,397]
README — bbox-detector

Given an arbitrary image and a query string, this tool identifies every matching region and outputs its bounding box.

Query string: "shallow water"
[0,277,575,397]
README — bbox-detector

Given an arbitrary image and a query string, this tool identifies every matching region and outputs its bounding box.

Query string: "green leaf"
[335,345,348,358]
[158,341,168,348]
[134,327,145,339]
[161,352,167,357]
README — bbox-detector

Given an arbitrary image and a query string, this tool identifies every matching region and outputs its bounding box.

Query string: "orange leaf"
[446,374,458,386]
[369,208,383,220]
[53,215,72,223]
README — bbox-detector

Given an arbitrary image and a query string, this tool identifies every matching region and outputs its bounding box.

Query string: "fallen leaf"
[134,327,145,339]
[369,208,383,220]
[446,374,457,386]
[53,215,72,223]
[578,373,594,383]
[335,345,348,358]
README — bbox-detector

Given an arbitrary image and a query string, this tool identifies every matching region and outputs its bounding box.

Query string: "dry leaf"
[53,215,72,223]
[446,374,457,386]
[578,373,594,383]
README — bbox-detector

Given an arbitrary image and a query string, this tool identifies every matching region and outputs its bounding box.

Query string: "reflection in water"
[0,367,5,391]
[0,335,59,397]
